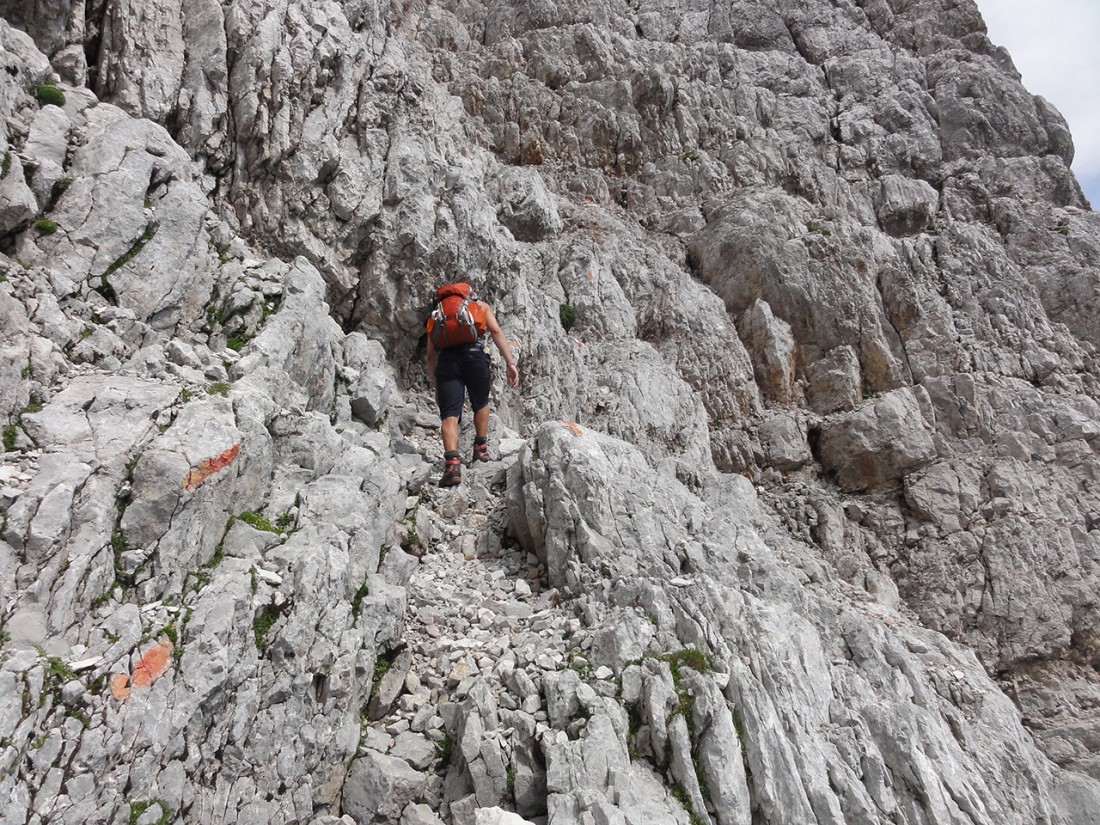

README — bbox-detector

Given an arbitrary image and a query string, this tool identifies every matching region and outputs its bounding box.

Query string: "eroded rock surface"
[3,0,1100,822]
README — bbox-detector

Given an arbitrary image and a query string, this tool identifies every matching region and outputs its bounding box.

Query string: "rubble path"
[352,436,606,825]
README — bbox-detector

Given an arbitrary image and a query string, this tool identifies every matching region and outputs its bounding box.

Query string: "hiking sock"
[472,436,489,463]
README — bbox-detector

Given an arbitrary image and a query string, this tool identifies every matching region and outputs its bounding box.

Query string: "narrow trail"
[353,408,594,823]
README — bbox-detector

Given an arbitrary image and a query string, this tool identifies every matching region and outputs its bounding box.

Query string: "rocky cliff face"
[3,1,1100,823]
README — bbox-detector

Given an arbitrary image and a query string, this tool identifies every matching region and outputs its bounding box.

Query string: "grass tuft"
[33,84,65,106]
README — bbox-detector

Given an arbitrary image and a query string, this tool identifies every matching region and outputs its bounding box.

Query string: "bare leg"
[473,405,490,441]
[441,416,460,452]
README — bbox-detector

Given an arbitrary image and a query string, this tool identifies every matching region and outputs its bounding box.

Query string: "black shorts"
[436,345,491,420]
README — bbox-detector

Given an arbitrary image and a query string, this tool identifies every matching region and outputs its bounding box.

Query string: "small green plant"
[103,222,158,280]
[180,389,195,402]
[370,651,396,698]
[203,542,225,569]
[238,511,276,533]
[225,333,248,352]
[33,84,65,106]
[435,734,453,764]
[252,603,282,651]
[34,218,58,235]
[668,782,706,825]
[207,382,229,396]
[1,151,10,178]
[559,302,577,332]
[506,767,516,796]
[275,511,294,531]
[351,579,370,624]
[20,365,30,378]
[3,425,17,452]
[50,178,72,202]
[127,799,171,825]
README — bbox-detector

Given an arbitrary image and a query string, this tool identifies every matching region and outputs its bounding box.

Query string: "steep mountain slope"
[3,1,1100,823]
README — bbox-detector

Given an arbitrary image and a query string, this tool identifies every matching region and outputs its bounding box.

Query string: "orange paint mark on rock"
[132,638,173,687]
[108,637,174,701]
[182,443,240,491]
[562,420,584,437]
[109,673,131,701]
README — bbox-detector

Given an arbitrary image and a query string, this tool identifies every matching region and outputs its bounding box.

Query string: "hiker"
[426,282,519,487]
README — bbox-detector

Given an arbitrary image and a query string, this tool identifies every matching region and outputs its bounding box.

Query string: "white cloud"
[976,0,1100,204]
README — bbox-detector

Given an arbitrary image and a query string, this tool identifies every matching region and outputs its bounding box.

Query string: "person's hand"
[506,363,519,388]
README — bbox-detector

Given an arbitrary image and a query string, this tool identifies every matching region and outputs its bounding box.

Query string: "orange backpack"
[426,283,488,349]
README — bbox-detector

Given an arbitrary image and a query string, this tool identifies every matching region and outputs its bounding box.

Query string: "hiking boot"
[439,453,462,487]
[472,438,490,463]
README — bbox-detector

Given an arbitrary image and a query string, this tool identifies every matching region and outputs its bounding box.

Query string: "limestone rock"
[343,750,426,824]
[818,387,938,491]
[2,1,1100,822]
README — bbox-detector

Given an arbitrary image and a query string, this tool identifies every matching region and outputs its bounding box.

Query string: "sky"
[976,0,1100,208]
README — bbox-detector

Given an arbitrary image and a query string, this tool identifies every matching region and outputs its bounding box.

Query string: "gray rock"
[818,387,938,491]
[4,1,1100,821]
[876,174,939,236]
[343,750,426,824]
[391,732,437,771]
[401,803,445,825]
[806,346,862,415]
[473,808,538,825]
[759,414,813,472]
[737,299,797,404]
[0,154,38,234]
[497,167,564,242]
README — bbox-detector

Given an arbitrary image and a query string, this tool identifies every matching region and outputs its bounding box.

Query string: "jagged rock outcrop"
[3,0,1100,822]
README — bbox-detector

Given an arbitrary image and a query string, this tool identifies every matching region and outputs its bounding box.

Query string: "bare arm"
[482,303,519,388]
[426,335,437,385]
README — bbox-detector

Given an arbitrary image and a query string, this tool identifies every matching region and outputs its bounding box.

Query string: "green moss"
[2,425,16,452]
[20,365,30,378]
[238,511,276,533]
[559,302,577,332]
[207,382,229,397]
[1,151,10,178]
[34,218,58,235]
[33,84,65,106]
